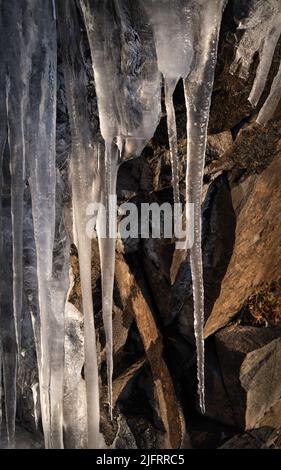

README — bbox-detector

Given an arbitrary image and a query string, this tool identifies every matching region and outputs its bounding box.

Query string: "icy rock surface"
[231,0,281,124]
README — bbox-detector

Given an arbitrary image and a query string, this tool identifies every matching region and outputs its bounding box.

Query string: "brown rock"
[205,154,281,338]
[241,337,281,429]
[115,254,183,449]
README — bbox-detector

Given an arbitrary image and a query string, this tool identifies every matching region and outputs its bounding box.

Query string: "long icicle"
[97,141,118,419]
[57,0,101,448]
[0,0,7,441]
[79,0,119,424]
[22,0,60,448]
[6,6,26,376]
[0,0,17,447]
[1,181,17,447]
[184,0,225,414]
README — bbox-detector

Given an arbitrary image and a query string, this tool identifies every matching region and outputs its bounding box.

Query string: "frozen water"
[144,0,195,203]
[57,0,101,448]
[231,0,281,124]
[184,0,226,413]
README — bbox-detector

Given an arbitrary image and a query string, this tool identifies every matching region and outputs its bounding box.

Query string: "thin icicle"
[57,0,102,448]
[97,142,118,419]
[184,0,226,414]
[0,0,6,437]
[165,80,180,204]
[5,3,27,370]
[31,383,39,430]
[0,190,17,448]
[0,1,17,447]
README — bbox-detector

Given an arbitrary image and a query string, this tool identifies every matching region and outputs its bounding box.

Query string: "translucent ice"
[184,0,226,413]
[231,0,281,124]
[144,0,194,203]
[57,0,101,448]
[80,0,162,417]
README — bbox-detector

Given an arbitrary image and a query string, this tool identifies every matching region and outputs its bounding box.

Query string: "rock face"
[213,325,281,429]
[219,427,275,449]
[205,152,281,338]
[241,337,281,429]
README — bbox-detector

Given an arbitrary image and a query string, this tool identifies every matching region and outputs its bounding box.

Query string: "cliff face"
[1,0,281,449]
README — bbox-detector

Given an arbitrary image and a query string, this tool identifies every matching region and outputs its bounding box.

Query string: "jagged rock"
[205,154,281,338]
[219,427,275,449]
[214,324,281,429]
[259,400,281,430]
[115,254,183,449]
[241,337,281,429]
[112,357,146,407]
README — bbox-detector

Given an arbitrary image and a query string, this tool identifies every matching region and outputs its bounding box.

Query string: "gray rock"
[214,324,281,429]
[220,427,275,449]
[241,337,281,429]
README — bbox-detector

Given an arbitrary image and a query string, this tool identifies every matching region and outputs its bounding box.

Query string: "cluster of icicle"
[0,0,279,449]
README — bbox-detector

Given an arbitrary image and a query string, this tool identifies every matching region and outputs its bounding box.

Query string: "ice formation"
[231,0,281,124]
[80,0,161,421]
[2,0,279,450]
[143,0,194,203]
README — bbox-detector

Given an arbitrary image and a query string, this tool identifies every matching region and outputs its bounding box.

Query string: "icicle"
[31,383,39,430]
[143,0,195,203]
[0,1,17,447]
[230,0,281,124]
[48,171,70,448]
[96,142,118,419]
[164,80,181,204]
[0,1,6,438]
[80,0,161,421]
[0,180,17,448]
[183,0,226,414]
[5,4,27,374]
[80,0,161,157]
[15,0,65,448]
[57,0,101,448]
